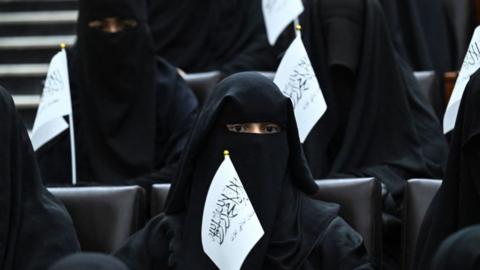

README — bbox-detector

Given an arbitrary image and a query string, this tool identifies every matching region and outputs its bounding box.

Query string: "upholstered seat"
[184,71,222,105]
[402,179,442,270]
[151,177,382,266]
[48,186,146,253]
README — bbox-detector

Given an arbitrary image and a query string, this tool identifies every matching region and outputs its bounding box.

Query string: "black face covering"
[414,69,480,270]
[74,0,157,182]
[0,86,80,270]
[166,72,339,269]
[298,0,447,204]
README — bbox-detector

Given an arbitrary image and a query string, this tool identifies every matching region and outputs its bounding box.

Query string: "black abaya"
[147,0,278,74]
[299,0,447,207]
[114,73,374,270]
[414,68,480,270]
[37,0,198,186]
[430,225,480,270]
[0,85,80,270]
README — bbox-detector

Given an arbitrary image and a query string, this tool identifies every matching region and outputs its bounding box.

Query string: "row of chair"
[186,71,438,110]
[47,178,441,269]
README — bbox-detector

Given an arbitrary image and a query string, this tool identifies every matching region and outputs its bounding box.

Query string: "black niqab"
[37,0,198,185]
[0,86,80,270]
[299,0,447,204]
[114,73,373,270]
[414,69,480,270]
[167,72,336,269]
[147,0,278,74]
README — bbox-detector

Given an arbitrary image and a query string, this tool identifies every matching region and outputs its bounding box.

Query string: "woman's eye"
[262,124,281,134]
[123,20,138,28]
[227,124,248,133]
[88,20,103,29]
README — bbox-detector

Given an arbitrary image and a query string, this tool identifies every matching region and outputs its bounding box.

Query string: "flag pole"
[61,43,77,186]
[293,18,301,38]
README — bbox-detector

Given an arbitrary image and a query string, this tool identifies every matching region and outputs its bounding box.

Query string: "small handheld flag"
[444,26,480,134]
[262,0,304,45]
[31,43,77,184]
[274,35,327,142]
[201,150,264,270]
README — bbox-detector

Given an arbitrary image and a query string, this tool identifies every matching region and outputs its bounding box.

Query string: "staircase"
[0,0,78,128]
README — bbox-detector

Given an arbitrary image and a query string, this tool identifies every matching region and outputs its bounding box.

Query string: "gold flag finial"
[60,43,66,49]
[295,24,302,32]
[223,150,230,157]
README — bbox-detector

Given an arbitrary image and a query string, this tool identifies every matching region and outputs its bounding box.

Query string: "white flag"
[262,0,304,45]
[202,153,264,270]
[31,49,72,150]
[444,26,480,134]
[274,36,327,142]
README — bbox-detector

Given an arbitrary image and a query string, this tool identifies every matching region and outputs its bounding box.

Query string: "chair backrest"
[48,186,146,253]
[413,71,437,105]
[150,183,170,217]
[314,178,382,267]
[184,71,222,105]
[151,178,382,266]
[402,179,442,270]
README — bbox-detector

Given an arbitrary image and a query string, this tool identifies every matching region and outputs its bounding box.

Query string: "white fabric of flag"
[444,26,480,134]
[274,36,327,142]
[262,0,304,45]
[201,154,264,270]
[31,49,72,150]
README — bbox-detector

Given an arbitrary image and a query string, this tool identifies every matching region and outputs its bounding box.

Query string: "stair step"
[0,11,78,25]
[0,63,48,76]
[13,94,40,108]
[0,23,75,37]
[0,1,78,12]
[0,35,75,50]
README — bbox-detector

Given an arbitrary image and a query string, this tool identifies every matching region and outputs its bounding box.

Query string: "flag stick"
[294,18,301,37]
[61,43,77,185]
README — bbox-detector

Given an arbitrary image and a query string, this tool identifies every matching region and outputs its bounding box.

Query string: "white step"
[0,11,78,25]
[13,94,40,109]
[0,35,75,50]
[0,63,48,76]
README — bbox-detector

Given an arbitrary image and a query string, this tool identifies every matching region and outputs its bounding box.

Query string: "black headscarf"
[298,0,447,205]
[165,72,340,269]
[37,0,198,185]
[430,225,480,270]
[0,86,80,270]
[49,253,129,270]
[147,0,278,74]
[114,73,372,270]
[414,68,480,270]
[378,0,433,71]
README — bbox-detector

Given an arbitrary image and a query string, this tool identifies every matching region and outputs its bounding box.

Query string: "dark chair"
[314,178,383,267]
[48,186,146,253]
[150,183,170,217]
[184,71,222,105]
[151,178,382,266]
[402,179,442,270]
[414,70,438,106]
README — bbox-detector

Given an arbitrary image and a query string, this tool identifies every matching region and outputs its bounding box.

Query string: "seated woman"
[113,73,374,269]
[36,0,198,186]
[0,85,80,270]
[414,69,480,270]
[147,0,278,75]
